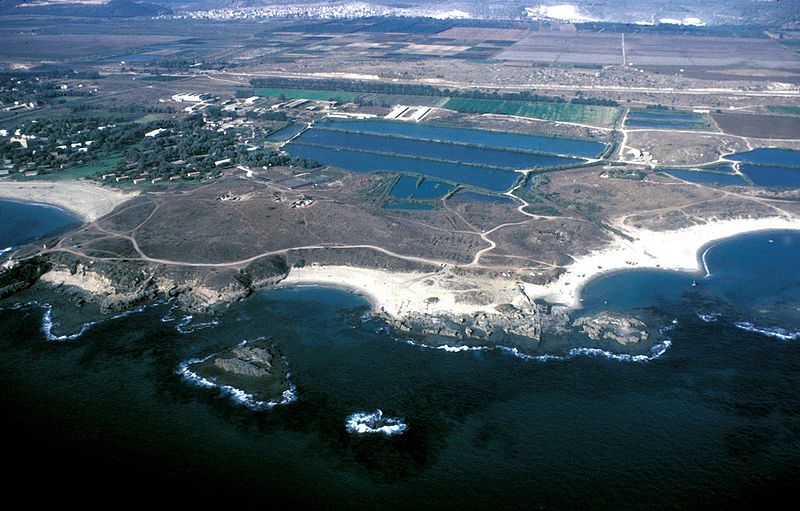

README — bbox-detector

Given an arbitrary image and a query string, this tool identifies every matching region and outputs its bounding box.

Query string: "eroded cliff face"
[0,257,51,299]
[8,252,291,314]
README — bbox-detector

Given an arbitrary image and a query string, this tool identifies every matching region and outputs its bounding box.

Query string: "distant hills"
[0,0,172,17]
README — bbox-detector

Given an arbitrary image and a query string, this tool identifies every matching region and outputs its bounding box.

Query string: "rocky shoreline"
[1,250,669,357]
[2,251,291,314]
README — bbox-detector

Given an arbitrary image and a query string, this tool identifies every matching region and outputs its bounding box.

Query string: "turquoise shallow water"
[1,202,799,508]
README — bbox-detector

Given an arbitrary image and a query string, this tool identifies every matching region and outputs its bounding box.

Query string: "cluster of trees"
[1,116,154,173]
[250,77,619,106]
[0,76,75,107]
[70,104,176,115]
[645,104,672,111]
[112,115,318,181]
[1,71,101,106]
[570,97,619,106]
[244,110,287,121]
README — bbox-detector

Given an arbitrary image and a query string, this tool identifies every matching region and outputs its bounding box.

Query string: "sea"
[1,199,799,508]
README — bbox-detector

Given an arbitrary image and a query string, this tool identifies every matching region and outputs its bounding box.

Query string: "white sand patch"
[283,217,800,319]
[0,181,137,222]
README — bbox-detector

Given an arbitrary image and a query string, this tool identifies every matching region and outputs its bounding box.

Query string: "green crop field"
[442,98,621,127]
[767,105,800,115]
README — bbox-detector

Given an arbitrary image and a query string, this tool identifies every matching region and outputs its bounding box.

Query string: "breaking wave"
[174,314,220,334]
[30,301,155,342]
[733,322,800,341]
[345,409,408,436]
[393,321,676,363]
[697,312,722,323]
[499,340,672,363]
[0,246,13,258]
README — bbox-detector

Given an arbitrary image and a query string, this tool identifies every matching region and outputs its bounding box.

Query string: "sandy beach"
[0,180,137,222]
[282,216,800,318]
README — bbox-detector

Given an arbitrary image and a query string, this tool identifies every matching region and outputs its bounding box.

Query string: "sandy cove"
[282,216,800,318]
[0,180,137,222]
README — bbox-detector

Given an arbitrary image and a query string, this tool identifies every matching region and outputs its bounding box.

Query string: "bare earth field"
[712,112,800,139]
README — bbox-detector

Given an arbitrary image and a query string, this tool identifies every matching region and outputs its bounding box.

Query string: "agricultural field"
[494,31,623,66]
[443,98,621,127]
[434,27,529,42]
[492,30,800,70]
[712,113,800,139]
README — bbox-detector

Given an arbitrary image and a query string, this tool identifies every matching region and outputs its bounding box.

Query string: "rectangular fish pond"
[284,142,521,193]
[308,118,607,159]
[727,148,800,188]
[661,169,748,186]
[283,119,606,193]
[625,109,707,130]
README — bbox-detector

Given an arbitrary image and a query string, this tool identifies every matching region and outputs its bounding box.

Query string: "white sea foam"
[697,312,722,323]
[733,322,800,341]
[401,337,489,354]
[0,246,13,258]
[345,409,408,436]
[398,334,672,363]
[175,314,220,334]
[39,301,158,341]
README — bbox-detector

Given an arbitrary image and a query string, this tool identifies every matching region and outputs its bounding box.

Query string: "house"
[145,128,171,138]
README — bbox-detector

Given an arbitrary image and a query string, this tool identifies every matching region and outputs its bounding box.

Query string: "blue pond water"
[284,143,521,192]
[729,148,800,167]
[626,120,700,129]
[314,118,606,158]
[627,110,703,121]
[2,204,800,507]
[389,176,454,200]
[626,110,705,129]
[296,127,581,170]
[662,169,748,186]
[738,163,800,188]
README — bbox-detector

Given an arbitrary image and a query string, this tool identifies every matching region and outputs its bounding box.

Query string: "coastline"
[524,217,800,308]
[282,216,800,319]
[0,180,137,223]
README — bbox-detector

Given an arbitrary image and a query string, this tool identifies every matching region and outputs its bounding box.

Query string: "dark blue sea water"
[1,202,800,508]
[0,199,81,251]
